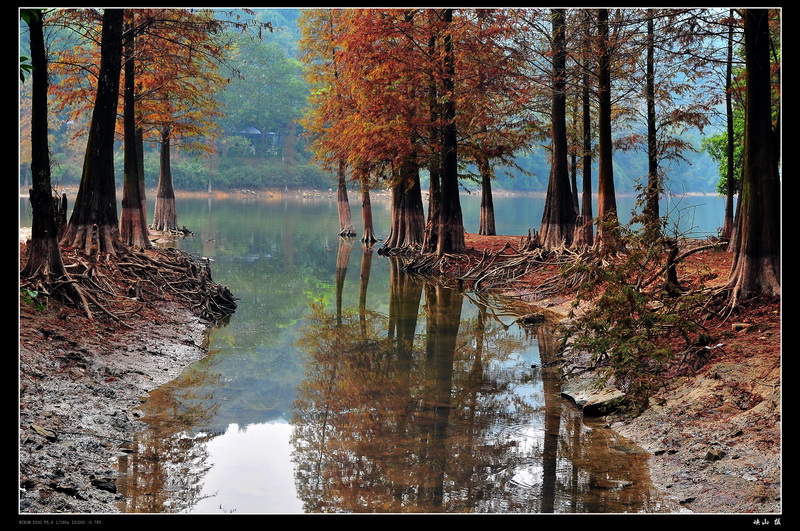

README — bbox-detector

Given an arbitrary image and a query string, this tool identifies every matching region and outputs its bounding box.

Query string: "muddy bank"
[18,231,231,514]
[19,299,210,514]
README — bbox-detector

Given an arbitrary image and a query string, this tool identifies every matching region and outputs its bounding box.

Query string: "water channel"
[21,192,727,514]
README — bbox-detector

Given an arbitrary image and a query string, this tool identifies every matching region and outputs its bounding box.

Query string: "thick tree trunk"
[120,31,151,249]
[22,9,68,281]
[594,9,620,250]
[21,11,65,280]
[336,159,356,237]
[423,29,441,255]
[152,127,178,231]
[725,9,780,301]
[435,9,466,255]
[539,9,575,250]
[61,9,125,255]
[384,158,425,251]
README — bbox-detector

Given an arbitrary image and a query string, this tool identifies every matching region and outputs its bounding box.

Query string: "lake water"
[21,192,726,513]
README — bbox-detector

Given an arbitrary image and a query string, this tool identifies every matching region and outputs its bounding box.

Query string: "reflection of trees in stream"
[116,366,223,513]
[292,248,666,513]
[293,253,548,512]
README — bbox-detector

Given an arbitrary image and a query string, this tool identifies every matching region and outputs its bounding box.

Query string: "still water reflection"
[109,195,707,514]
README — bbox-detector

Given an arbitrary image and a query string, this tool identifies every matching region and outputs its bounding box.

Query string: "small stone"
[31,424,57,442]
[91,477,117,493]
[705,448,726,461]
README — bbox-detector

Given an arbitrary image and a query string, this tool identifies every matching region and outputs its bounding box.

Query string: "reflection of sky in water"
[190,421,303,514]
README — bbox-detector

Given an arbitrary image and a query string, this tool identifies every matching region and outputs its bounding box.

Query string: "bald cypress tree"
[61,9,126,255]
[725,9,780,302]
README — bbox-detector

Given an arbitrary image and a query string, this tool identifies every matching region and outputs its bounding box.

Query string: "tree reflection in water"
[292,249,667,513]
[116,363,223,513]
[117,236,668,514]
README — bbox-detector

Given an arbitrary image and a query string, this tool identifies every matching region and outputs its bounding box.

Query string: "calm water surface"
[23,193,726,513]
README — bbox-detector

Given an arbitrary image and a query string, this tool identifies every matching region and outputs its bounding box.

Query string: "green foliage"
[560,221,704,413]
[701,127,742,195]
[214,157,331,190]
[171,157,215,190]
[21,288,46,311]
[20,56,33,82]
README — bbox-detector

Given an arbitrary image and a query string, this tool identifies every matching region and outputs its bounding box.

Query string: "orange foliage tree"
[301,8,535,254]
[49,9,263,249]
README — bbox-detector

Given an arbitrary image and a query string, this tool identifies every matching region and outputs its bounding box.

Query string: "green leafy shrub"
[560,222,704,413]
[21,288,46,311]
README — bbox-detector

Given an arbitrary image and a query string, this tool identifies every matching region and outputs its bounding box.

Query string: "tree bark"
[594,9,620,250]
[336,159,356,236]
[152,126,178,231]
[423,30,441,255]
[721,10,736,242]
[360,175,377,244]
[384,158,425,251]
[435,9,466,255]
[477,152,496,236]
[120,27,151,248]
[573,13,594,248]
[725,9,780,301]
[61,8,125,255]
[21,9,69,281]
[539,9,575,250]
[644,13,661,237]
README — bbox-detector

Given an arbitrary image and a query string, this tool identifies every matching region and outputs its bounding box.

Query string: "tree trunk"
[594,9,620,250]
[423,27,442,254]
[360,179,377,244]
[336,159,356,236]
[721,10,736,242]
[61,9,125,255]
[21,9,69,282]
[435,9,466,255]
[644,14,661,238]
[570,146,579,216]
[119,29,151,248]
[477,152,496,236]
[539,9,575,250]
[573,16,594,248]
[152,126,178,231]
[725,9,780,301]
[137,126,146,217]
[384,157,425,251]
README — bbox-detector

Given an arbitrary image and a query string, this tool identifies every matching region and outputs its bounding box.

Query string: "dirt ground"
[18,230,781,516]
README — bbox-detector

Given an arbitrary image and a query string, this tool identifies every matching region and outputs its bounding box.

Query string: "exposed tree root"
[394,235,745,334]
[396,238,584,304]
[20,244,238,325]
